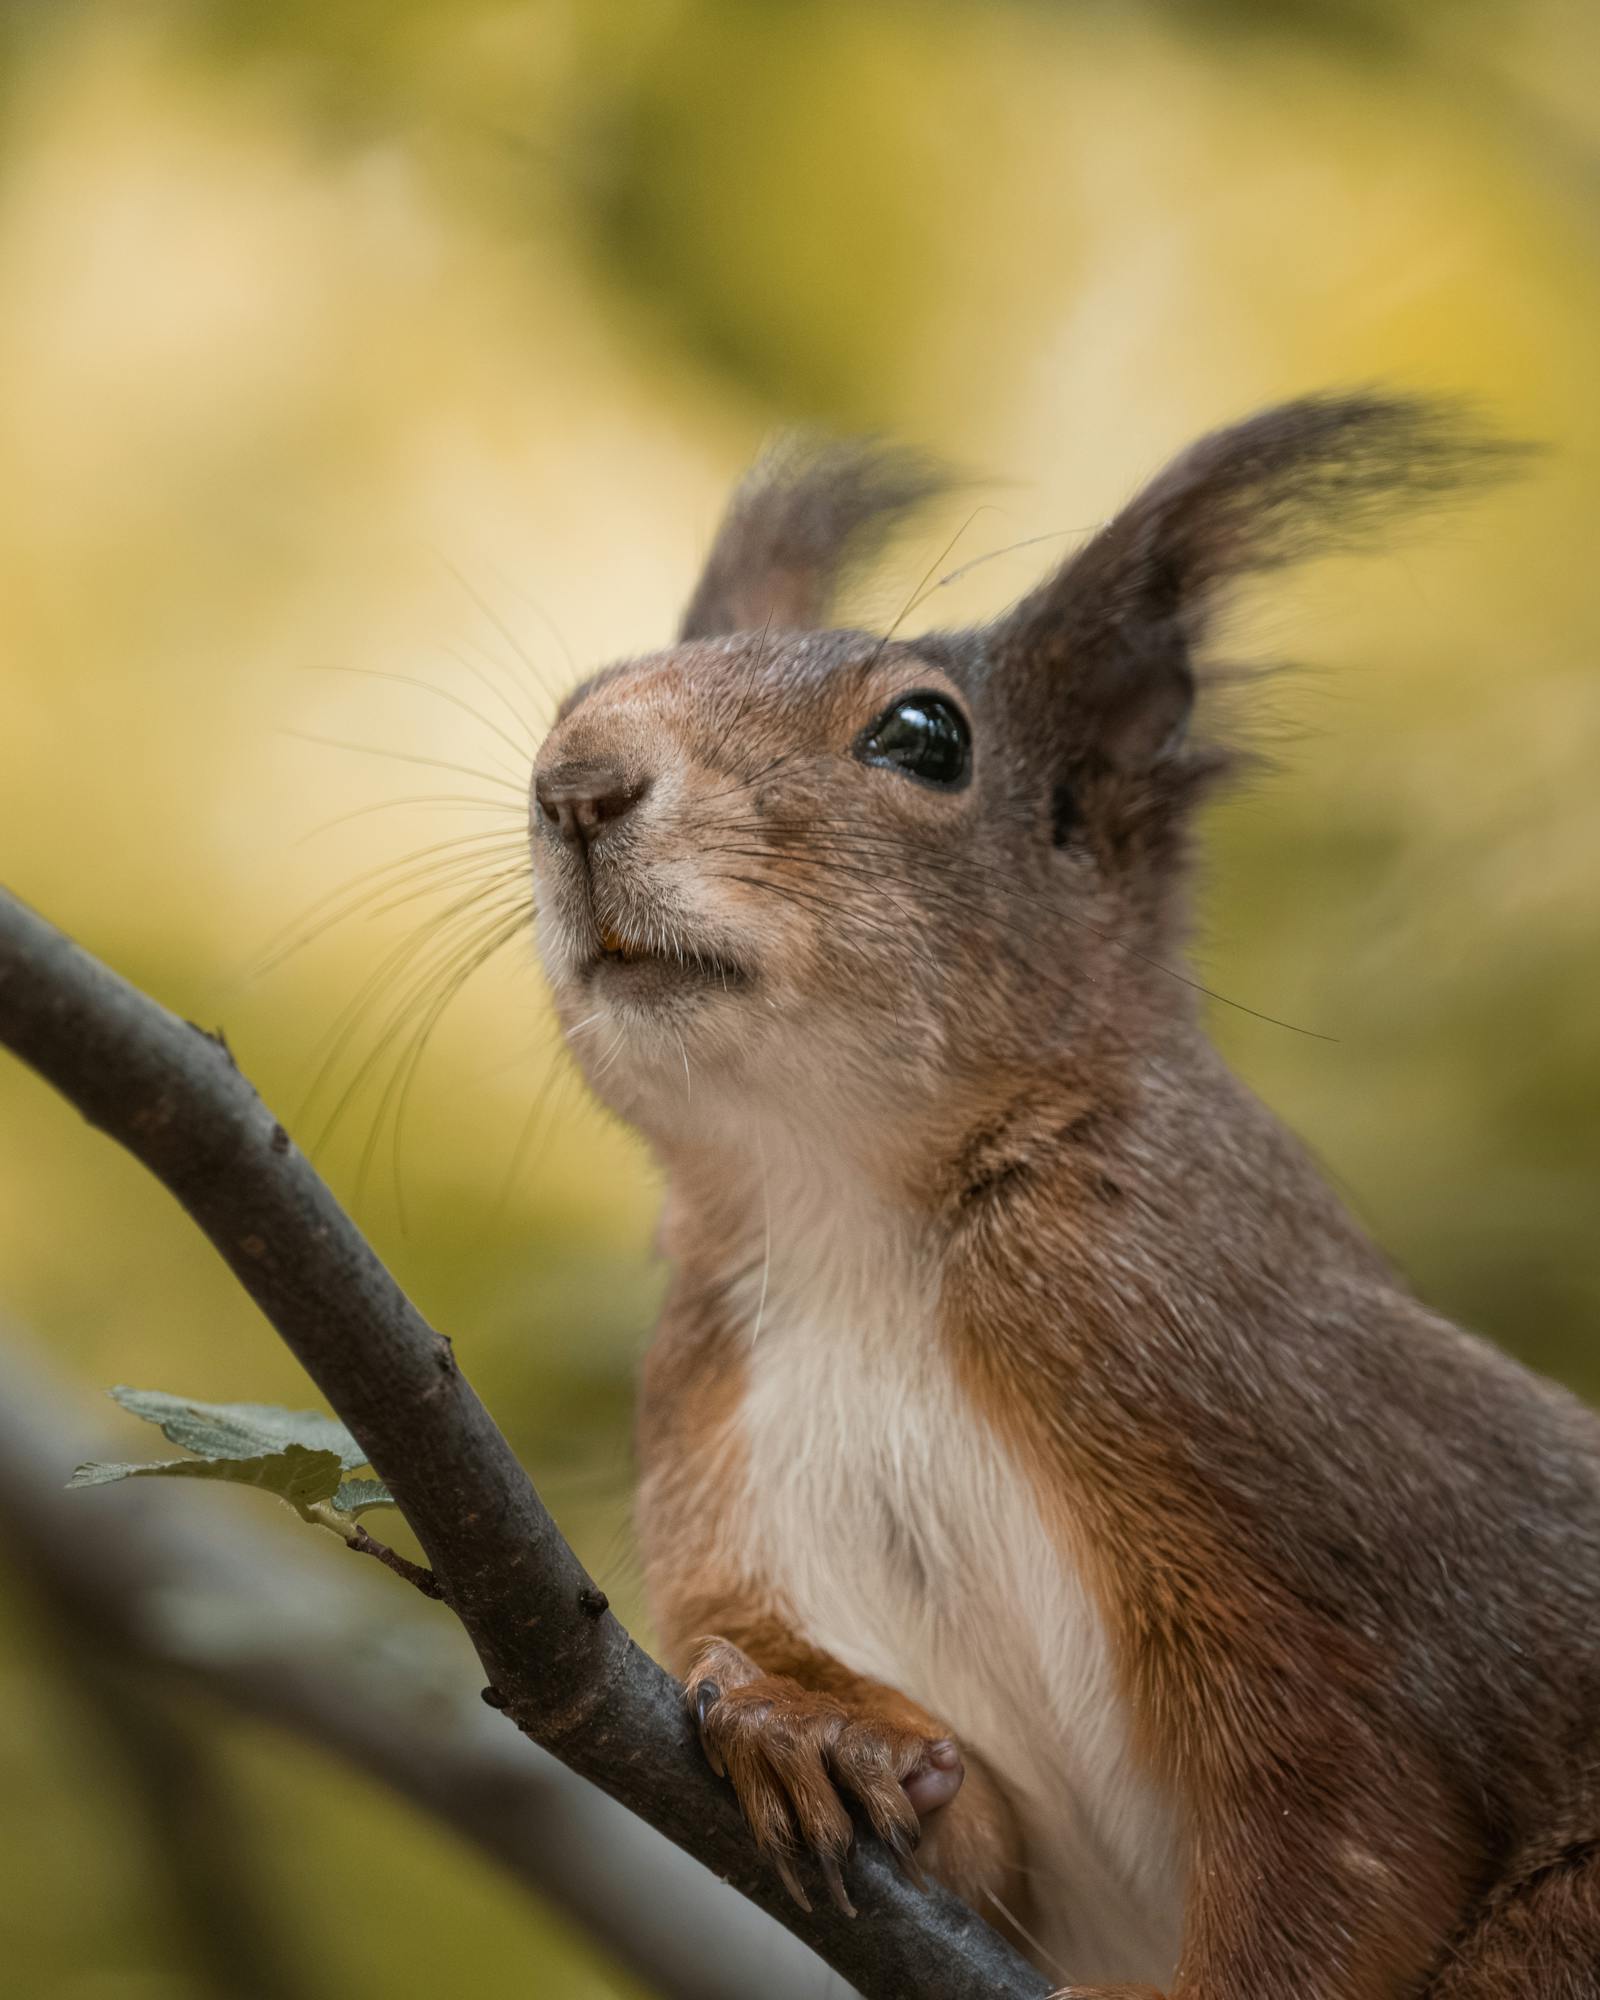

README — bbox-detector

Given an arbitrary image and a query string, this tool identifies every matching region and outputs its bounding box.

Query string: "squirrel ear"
[986,392,1525,774]
[680,436,948,641]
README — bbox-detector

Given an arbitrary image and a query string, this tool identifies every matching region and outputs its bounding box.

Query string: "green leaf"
[69,1443,345,1515]
[69,1390,388,1532]
[107,1387,372,1470]
[332,1476,398,1517]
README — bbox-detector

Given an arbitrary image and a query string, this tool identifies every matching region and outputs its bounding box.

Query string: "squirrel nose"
[534,762,649,846]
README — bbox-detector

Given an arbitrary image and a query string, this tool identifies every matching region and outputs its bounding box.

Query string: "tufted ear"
[984,392,1525,781]
[680,435,948,641]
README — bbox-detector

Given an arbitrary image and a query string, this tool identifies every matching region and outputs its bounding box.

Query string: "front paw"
[684,1636,964,1915]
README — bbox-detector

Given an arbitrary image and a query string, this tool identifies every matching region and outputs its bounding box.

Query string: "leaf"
[69,1443,345,1515]
[70,1390,387,1531]
[332,1476,399,1517]
[107,1387,372,1471]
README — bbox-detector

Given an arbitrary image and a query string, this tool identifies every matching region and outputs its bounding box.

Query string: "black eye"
[855,691,972,790]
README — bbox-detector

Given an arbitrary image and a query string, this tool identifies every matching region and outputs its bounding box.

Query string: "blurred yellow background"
[1,2,1596,1994]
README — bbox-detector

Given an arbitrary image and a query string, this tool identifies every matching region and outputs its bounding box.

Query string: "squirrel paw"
[684,1636,964,1915]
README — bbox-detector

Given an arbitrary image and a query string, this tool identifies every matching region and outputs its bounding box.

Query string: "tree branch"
[0,886,1051,2000]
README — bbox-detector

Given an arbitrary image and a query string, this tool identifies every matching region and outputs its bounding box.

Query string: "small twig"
[347,1523,446,1599]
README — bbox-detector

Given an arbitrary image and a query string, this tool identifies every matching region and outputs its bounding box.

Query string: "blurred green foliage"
[0,0,1596,1993]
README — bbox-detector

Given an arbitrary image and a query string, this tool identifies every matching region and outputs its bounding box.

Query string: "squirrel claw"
[886,1823,929,1892]
[819,1852,857,1918]
[692,1681,726,1775]
[772,1849,812,1913]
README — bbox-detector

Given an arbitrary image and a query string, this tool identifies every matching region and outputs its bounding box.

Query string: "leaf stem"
[302,1499,360,1543]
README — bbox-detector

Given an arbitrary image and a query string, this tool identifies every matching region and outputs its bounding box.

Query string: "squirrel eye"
[855,691,972,790]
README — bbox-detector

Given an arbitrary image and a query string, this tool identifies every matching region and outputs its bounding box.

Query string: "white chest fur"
[726,1205,1185,1987]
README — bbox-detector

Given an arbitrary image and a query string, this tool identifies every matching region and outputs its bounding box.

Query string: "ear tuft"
[984,391,1529,775]
[680,434,949,642]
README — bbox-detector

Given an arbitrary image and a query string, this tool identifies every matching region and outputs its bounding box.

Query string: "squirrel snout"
[534,761,650,848]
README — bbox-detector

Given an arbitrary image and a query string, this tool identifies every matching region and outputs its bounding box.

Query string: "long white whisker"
[592,1030,628,1082]
[982,1889,1066,1977]
[674,1028,693,1107]
[750,1125,772,1349]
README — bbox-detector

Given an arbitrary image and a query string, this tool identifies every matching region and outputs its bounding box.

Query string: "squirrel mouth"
[596,921,644,963]
[588,918,745,988]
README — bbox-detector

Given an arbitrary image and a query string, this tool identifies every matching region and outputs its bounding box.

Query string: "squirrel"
[527,394,1600,1999]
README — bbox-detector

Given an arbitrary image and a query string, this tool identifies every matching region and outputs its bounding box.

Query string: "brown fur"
[528,396,1597,1996]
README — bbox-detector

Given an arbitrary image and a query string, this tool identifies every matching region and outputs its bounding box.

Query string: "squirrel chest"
[723,1210,1185,1984]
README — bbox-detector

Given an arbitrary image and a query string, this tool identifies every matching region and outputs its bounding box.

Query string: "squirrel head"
[530,396,1516,1180]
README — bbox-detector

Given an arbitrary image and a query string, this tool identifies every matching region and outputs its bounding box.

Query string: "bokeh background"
[1,2,1596,1994]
